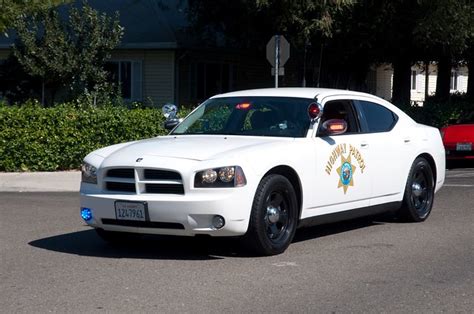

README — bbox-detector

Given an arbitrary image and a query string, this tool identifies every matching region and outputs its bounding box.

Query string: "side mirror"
[320,119,348,136]
[162,103,179,130]
[164,119,180,130]
[162,103,178,119]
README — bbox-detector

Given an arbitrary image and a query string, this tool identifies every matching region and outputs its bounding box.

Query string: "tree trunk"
[41,79,45,106]
[467,59,474,100]
[392,57,412,107]
[424,61,429,101]
[435,55,451,100]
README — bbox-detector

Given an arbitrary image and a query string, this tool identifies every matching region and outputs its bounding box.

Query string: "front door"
[303,98,372,219]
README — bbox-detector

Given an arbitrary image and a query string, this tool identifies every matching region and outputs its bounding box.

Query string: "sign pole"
[275,35,280,88]
[266,35,289,88]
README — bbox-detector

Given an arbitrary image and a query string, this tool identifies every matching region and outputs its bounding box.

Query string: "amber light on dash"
[236,103,252,110]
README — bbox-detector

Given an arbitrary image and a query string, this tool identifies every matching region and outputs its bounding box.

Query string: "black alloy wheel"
[264,191,290,243]
[244,174,298,256]
[399,157,435,222]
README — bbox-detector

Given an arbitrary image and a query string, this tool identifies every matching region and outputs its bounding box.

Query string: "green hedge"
[404,94,474,128]
[0,103,172,171]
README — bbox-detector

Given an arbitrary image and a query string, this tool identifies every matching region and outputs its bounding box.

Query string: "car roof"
[211,87,382,102]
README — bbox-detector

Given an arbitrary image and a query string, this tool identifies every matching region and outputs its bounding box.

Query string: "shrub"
[403,94,474,128]
[0,103,175,171]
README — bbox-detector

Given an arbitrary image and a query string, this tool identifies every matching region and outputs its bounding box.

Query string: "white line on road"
[444,184,474,187]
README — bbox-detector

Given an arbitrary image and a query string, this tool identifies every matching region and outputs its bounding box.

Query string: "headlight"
[81,162,97,184]
[195,166,246,188]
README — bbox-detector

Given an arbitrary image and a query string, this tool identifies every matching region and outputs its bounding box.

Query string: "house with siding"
[0,0,280,106]
[1,1,469,106]
[371,63,469,104]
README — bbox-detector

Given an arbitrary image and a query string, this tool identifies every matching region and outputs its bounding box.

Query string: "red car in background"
[441,112,474,164]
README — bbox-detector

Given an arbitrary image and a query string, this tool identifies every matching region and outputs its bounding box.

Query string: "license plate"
[114,201,147,221]
[456,143,472,151]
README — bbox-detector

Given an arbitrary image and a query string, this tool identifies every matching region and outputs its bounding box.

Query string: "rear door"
[354,99,409,205]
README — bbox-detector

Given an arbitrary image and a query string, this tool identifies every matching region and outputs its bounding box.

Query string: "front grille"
[107,168,134,178]
[145,183,185,195]
[144,169,181,180]
[106,181,136,193]
[102,219,185,229]
[104,168,184,195]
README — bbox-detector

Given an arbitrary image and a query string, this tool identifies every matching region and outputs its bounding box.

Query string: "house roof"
[0,0,189,50]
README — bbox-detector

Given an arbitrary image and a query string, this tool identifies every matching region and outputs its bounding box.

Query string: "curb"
[0,171,81,192]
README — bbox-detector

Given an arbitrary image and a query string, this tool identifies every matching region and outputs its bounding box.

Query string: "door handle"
[360,142,369,148]
[404,138,411,143]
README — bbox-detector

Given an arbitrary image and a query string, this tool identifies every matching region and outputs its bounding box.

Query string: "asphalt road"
[1,168,473,313]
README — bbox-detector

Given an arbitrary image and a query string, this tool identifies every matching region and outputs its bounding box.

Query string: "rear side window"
[359,101,398,132]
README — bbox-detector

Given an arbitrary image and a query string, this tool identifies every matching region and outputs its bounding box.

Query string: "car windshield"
[171,97,314,137]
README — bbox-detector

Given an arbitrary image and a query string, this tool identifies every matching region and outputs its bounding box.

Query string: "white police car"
[80,88,445,255]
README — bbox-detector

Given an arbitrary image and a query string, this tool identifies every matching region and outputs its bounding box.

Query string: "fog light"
[81,208,93,221]
[212,215,225,229]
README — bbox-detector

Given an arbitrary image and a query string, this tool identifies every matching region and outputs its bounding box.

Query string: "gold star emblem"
[336,154,356,194]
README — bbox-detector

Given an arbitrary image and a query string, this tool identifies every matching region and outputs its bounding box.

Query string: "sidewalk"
[0,171,81,192]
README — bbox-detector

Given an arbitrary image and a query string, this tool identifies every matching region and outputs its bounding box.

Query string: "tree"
[330,0,473,105]
[12,2,123,105]
[255,0,355,40]
[463,4,474,100]
[414,0,473,100]
[187,0,355,87]
[466,44,474,99]
[0,0,66,34]
[188,0,355,47]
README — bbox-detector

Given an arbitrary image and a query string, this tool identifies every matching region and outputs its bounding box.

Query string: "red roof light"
[308,103,321,119]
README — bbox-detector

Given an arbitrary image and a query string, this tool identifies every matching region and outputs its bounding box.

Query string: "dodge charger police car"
[80,88,445,255]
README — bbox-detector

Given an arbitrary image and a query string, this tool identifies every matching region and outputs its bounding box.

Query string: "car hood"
[95,135,293,165]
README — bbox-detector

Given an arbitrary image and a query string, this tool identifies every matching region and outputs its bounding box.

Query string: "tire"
[95,228,137,246]
[398,157,435,222]
[243,174,298,256]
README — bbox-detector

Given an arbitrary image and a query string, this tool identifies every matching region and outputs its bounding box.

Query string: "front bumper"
[80,186,254,237]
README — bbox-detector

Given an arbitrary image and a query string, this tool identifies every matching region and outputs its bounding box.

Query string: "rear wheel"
[243,174,298,256]
[398,157,435,222]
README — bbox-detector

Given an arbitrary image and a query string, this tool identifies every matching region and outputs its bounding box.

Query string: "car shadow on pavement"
[28,229,239,260]
[293,216,386,243]
[29,216,390,260]
[28,230,248,260]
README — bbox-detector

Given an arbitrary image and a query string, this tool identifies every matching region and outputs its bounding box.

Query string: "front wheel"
[243,174,298,256]
[398,157,435,222]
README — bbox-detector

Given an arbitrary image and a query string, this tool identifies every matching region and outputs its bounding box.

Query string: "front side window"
[172,97,313,137]
[318,100,360,134]
[359,101,398,132]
